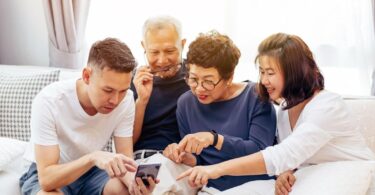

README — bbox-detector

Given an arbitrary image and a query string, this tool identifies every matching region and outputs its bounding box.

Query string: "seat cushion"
[291,161,375,195]
[0,171,22,195]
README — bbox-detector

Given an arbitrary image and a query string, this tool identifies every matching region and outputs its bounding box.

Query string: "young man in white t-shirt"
[20,38,156,195]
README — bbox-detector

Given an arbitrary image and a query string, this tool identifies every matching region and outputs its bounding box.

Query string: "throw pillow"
[0,70,60,141]
[291,161,375,195]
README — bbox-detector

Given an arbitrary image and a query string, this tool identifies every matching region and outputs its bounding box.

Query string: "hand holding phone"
[135,163,161,186]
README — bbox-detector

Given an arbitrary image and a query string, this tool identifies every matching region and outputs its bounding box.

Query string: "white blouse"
[261,90,375,176]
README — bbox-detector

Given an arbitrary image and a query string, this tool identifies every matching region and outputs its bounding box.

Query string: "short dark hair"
[186,31,241,80]
[88,38,137,73]
[255,33,324,109]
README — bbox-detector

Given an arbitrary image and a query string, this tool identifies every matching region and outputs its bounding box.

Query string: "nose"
[261,75,269,86]
[195,81,206,92]
[108,93,119,105]
[156,53,169,65]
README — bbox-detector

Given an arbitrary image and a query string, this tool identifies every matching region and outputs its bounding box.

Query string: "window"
[86,0,375,96]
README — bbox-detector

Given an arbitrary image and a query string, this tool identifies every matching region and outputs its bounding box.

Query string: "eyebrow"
[103,86,130,91]
[259,67,274,71]
[189,72,215,79]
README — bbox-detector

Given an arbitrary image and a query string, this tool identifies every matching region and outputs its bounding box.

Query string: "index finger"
[176,168,193,181]
[172,146,181,162]
[289,174,296,186]
[177,137,188,152]
[281,178,291,192]
[119,155,137,169]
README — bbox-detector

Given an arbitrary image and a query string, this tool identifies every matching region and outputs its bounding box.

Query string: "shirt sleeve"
[176,97,202,165]
[220,99,277,159]
[30,93,58,146]
[261,95,343,176]
[261,122,332,176]
[113,91,135,137]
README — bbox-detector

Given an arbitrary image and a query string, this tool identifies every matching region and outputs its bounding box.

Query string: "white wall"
[0,0,49,66]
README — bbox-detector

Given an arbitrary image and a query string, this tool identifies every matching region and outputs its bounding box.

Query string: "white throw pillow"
[291,161,375,195]
[0,137,28,171]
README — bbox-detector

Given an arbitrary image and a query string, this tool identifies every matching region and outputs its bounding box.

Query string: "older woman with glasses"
[162,31,277,193]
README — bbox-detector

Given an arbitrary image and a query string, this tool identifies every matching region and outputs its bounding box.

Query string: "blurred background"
[0,0,374,96]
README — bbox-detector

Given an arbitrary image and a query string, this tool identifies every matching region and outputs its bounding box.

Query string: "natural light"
[86,0,375,96]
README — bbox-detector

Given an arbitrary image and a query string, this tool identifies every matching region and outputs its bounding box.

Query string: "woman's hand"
[176,165,220,187]
[178,132,213,155]
[163,143,197,166]
[275,170,296,195]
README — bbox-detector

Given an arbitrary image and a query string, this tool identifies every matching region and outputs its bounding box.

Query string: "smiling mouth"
[266,88,275,94]
[150,64,181,75]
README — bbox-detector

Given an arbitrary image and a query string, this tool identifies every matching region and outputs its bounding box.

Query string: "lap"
[217,179,275,195]
[20,163,109,195]
[140,153,198,195]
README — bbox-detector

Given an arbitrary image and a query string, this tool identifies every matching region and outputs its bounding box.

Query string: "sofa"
[0,64,374,195]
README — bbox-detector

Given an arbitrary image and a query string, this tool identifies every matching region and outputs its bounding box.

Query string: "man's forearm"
[38,154,94,191]
[133,99,147,143]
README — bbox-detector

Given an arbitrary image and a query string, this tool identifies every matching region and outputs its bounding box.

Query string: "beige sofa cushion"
[344,97,375,154]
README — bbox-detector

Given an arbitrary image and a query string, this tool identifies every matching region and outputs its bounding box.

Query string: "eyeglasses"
[185,76,222,91]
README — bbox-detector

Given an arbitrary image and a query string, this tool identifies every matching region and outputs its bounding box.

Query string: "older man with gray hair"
[130,15,196,195]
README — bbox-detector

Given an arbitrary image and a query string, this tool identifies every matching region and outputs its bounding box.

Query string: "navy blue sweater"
[132,64,190,151]
[176,82,277,191]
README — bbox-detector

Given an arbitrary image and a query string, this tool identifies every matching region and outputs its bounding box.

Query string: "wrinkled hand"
[176,165,220,188]
[163,143,181,163]
[163,143,197,166]
[275,170,296,195]
[178,132,213,155]
[129,177,159,195]
[90,151,137,178]
[133,66,154,103]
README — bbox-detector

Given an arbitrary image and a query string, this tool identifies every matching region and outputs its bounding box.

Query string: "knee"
[103,178,129,195]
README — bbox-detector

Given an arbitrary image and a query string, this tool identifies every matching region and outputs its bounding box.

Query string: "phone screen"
[135,163,161,186]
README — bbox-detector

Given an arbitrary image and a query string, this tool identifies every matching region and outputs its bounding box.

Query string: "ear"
[181,38,187,50]
[141,41,146,51]
[82,67,92,84]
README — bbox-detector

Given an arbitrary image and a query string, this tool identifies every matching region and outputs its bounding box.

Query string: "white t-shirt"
[262,90,375,176]
[24,79,135,163]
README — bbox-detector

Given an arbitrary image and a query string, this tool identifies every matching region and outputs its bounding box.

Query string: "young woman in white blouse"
[176,33,375,195]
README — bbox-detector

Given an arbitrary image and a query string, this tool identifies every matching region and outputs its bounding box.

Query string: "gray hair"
[142,15,182,42]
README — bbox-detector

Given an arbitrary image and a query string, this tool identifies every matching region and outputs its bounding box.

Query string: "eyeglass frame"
[185,75,223,91]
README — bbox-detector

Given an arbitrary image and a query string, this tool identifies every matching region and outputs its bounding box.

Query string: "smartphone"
[135,163,161,186]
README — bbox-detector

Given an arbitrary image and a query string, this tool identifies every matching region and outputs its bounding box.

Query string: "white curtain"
[43,0,91,69]
[372,0,375,95]
[87,0,375,95]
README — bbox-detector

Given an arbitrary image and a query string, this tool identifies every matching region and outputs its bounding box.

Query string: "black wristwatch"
[210,130,219,147]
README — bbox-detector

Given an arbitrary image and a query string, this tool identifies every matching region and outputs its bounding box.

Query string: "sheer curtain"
[86,0,375,96]
[372,0,375,95]
[43,0,91,69]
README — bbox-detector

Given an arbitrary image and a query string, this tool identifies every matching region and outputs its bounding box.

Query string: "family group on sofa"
[19,15,375,195]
